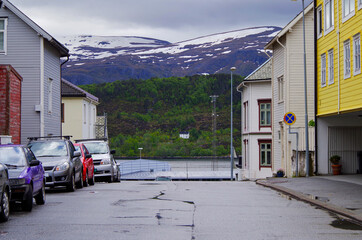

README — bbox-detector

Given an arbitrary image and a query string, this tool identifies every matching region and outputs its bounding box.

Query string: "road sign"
[284,112,296,125]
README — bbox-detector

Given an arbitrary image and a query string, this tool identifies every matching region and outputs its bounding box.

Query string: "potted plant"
[330,155,341,175]
[276,168,285,177]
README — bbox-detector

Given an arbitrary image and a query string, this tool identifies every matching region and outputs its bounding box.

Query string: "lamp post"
[292,0,309,177]
[230,67,236,180]
[138,147,143,159]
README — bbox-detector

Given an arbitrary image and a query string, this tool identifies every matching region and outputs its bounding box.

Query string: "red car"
[74,143,95,186]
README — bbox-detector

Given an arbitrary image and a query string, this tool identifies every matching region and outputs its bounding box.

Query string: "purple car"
[0,145,45,212]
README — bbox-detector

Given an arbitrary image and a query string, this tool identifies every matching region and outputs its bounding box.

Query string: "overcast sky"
[10,0,313,43]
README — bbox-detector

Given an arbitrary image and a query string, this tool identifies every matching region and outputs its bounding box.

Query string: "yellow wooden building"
[316,0,362,174]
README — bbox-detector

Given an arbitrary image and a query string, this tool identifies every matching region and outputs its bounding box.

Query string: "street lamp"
[292,0,309,177]
[138,147,143,159]
[230,67,236,180]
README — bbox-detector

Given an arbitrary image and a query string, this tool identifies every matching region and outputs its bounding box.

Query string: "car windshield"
[0,147,26,167]
[29,141,68,157]
[83,142,108,154]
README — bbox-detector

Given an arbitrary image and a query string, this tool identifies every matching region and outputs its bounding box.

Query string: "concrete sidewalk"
[256,175,362,224]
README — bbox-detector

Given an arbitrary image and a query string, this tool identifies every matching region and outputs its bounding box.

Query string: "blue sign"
[284,112,296,125]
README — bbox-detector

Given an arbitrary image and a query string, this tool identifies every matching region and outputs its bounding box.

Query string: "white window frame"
[317,5,323,38]
[324,0,334,35]
[353,34,361,75]
[277,76,284,102]
[48,78,53,114]
[321,53,327,87]
[342,0,355,23]
[0,18,8,54]
[344,39,351,79]
[328,49,334,85]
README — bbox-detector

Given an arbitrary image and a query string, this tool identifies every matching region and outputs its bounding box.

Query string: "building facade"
[0,0,69,143]
[265,3,315,177]
[0,65,22,144]
[61,79,99,141]
[316,0,362,174]
[237,58,273,179]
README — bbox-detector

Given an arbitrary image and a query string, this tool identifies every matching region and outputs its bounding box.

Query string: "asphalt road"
[1,181,361,240]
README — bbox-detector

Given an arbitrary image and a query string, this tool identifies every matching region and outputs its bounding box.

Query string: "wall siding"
[317,0,362,116]
[0,8,41,143]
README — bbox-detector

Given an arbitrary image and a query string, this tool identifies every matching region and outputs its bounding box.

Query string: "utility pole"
[210,95,219,171]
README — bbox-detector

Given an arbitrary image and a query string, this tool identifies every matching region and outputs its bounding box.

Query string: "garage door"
[328,127,362,174]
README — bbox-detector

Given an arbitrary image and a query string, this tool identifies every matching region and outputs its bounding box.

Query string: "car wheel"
[0,190,10,222]
[35,182,46,205]
[89,172,95,186]
[66,173,76,192]
[83,171,89,187]
[22,185,33,212]
[76,170,83,188]
[108,174,113,183]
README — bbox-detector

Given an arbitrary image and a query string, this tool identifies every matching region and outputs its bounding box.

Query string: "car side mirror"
[85,154,92,158]
[110,150,116,155]
[30,160,40,166]
[73,151,81,158]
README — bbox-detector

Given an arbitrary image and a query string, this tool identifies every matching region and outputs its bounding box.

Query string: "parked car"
[28,136,83,192]
[0,163,10,222]
[75,139,120,183]
[0,145,45,212]
[73,143,95,187]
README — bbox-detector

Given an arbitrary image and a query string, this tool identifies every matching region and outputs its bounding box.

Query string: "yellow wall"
[317,0,362,116]
[61,97,83,141]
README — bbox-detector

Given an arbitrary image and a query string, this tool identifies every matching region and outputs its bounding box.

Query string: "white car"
[75,139,120,183]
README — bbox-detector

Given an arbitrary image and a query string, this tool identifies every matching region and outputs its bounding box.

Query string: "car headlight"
[55,162,70,171]
[101,158,111,165]
[9,178,26,185]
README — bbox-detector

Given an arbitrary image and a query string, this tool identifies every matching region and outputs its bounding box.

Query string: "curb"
[256,180,362,225]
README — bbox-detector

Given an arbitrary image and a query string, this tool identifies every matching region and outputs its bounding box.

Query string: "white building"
[237,58,272,180]
[264,3,315,177]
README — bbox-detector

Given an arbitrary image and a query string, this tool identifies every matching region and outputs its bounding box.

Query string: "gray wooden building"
[0,0,69,143]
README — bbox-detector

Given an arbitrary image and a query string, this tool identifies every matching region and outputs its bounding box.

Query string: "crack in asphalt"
[152,191,197,240]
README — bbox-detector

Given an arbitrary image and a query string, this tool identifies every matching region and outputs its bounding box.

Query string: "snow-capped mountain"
[62,26,281,85]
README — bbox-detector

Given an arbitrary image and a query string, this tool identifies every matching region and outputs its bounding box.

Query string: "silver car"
[75,139,120,183]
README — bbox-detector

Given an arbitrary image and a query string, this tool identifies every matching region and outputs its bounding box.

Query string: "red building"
[0,65,22,144]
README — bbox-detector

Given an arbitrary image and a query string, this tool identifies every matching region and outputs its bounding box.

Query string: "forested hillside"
[80,74,243,157]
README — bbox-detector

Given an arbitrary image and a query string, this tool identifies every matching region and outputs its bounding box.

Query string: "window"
[259,140,272,168]
[317,5,323,38]
[344,39,351,79]
[328,49,334,84]
[343,0,355,21]
[61,103,65,123]
[324,0,334,34]
[353,34,361,75]
[243,101,248,131]
[0,18,7,53]
[321,53,327,86]
[259,100,271,127]
[48,78,53,113]
[278,76,284,102]
[359,0,362,10]
[83,103,87,124]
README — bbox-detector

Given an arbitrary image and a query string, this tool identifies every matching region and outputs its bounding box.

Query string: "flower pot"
[331,164,341,175]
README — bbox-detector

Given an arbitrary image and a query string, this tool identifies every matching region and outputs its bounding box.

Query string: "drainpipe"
[314,0,318,175]
[337,0,340,114]
[40,37,45,136]
[60,55,70,134]
[237,83,244,169]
